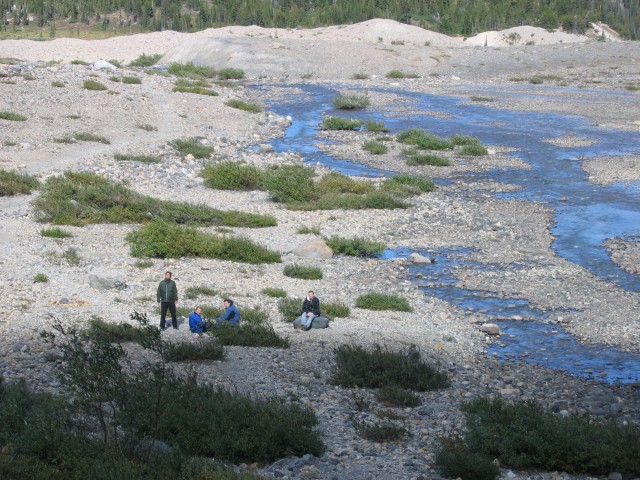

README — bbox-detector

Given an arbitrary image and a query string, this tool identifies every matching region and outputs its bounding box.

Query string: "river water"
[262,84,640,384]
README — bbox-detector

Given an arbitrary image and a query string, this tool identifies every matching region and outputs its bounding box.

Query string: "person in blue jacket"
[189,306,208,333]
[216,299,240,326]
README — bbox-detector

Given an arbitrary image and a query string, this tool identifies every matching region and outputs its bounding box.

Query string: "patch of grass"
[355,292,412,311]
[174,78,211,87]
[136,123,157,131]
[109,75,121,82]
[114,153,162,163]
[165,340,225,361]
[278,297,302,321]
[40,227,73,238]
[33,172,276,227]
[225,99,261,113]
[283,264,323,280]
[354,420,407,442]
[385,70,419,79]
[364,120,388,132]
[213,323,290,348]
[217,68,245,80]
[460,144,489,156]
[397,129,453,150]
[322,301,350,318]
[127,220,281,263]
[0,169,39,196]
[71,59,90,65]
[407,153,452,166]
[55,132,110,144]
[325,236,385,257]
[0,111,27,121]
[82,79,108,90]
[376,385,421,407]
[134,258,153,268]
[263,287,287,298]
[184,285,218,300]
[332,344,450,390]
[84,317,145,343]
[122,76,141,84]
[450,134,480,146]
[66,114,81,119]
[51,80,64,87]
[297,226,320,235]
[33,273,48,283]
[321,116,363,130]
[172,84,219,96]
[2,139,17,146]
[128,53,163,67]
[168,62,216,79]
[333,94,370,110]
[200,161,262,190]
[171,137,214,159]
[352,73,369,80]
[362,140,388,154]
[381,174,435,197]
[261,164,316,203]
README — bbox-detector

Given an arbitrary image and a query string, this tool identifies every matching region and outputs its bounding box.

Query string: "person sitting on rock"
[216,299,240,326]
[298,290,321,331]
[189,306,209,333]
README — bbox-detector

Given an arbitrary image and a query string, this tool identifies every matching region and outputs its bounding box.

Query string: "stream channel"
[261,84,640,385]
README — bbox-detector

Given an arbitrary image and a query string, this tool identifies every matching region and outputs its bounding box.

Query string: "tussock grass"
[55,132,110,144]
[213,323,290,348]
[225,99,261,113]
[200,161,262,190]
[386,70,419,79]
[33,273,48,283]
[165,341,225,361]
[172,84,218,96]
[297,226,320,235]
[136,123,157,131]
[325,236,385,257]
[397,129,453,150]
[283,264,323,280]
[128,53,162,67]
[40,227,73,238]
[51,80,65,87]
[0,111,27,121]
[362,140,388,154]
[0,169,39,196]
[184,285,218,300]
[332,344,450,391]
[168,62,216,79]
[406,153,452,166]
[278,297,302,321]
[381,174,435,196]
[364,120,388,132]
[321,116,363,130]
[355,292,413,311]
[322,301,350,318]
[171,137,214,158]
[114,153,162,163]
[127,221,281,263]
[217,68,245,80]
[33,172,276,227]
[263,287,287,298]
[333,94,370,110]
[122,76,141,84]
[450,134,480,146]
[82,79,107,90]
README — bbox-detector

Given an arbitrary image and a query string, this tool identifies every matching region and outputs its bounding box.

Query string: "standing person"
[157,271,178,330]
[298,290,320,331]
[189,306,208,333]
[216,299,240,326]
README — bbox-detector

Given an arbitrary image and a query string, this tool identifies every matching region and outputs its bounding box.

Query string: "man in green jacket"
[157,271,178,330]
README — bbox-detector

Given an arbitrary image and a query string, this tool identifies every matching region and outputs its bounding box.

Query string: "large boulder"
[292,315,330,329]
[292,239,333,259]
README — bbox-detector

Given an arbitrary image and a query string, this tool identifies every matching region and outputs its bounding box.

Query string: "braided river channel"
[262,84,640,384]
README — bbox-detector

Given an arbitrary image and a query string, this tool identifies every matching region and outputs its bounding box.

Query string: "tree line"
[2,0,639,39]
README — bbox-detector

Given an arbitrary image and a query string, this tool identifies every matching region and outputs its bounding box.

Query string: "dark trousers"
[160,302,177,329]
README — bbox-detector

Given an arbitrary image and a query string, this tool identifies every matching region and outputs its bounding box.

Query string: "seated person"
[216,299,240,326]
[189,306,209,333]
[298,290,320,331]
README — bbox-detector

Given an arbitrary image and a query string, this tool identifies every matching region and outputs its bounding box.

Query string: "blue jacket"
[217,304,240,325]
[189,311,206,333]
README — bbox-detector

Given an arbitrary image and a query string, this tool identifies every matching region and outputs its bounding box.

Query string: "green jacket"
[157,279,178,303]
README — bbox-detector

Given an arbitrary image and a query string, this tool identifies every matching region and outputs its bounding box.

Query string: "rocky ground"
[1,20,639,480]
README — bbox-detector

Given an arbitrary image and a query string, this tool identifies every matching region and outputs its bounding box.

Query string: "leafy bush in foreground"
[278,297,302,322]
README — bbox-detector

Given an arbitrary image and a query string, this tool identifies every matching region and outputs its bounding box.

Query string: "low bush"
[213,323,290,348]
[240,306,270,325]
[354,420,407,442]
[127,221,281,263]
[168,62,216,79]
[363,140,388,154]
[136,123,157,131]
[184,285,218,300]
[325,235,385,257]
[397,129,452,150]
[355,292,413,312]
[82,79,107,91]
[332,94,370,110]
[278,297,302,321]
[109,75,121,82]
[127,53,162,67]
[217,68,245,80]
[165,340,225,361]
[84,317,145,343]
[332,344,450,391]
[382,174,435,197]
[171,137,214,158]
[33,273,48,283]
[364,120,388,132]
[318,172,373,195]
[297,226,321,235]
[114,153,162,163]
[225,99,261,113]
[263,287,287,298]
[352,72,369,80]
[385,70,419,79]
[40,227,73,238]
[0,169,39,196]
[0,111,27,121]
[172,84,219,96]
[450,134,481,146]
[376,385,421,407]
[321,116,363,130]
[261,164,316,203]
[55,132,110,144]
[460,144,489,156]
[406,153,452,166]
[435,436,501,480]
[122,76,141,84]
[322,301,350,318]
[283,264,323,280]
[200,161,262,190]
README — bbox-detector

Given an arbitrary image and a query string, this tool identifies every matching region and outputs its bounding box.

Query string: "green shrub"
[354,420,407,442]
[171,137,213,158]
[40,227,72,238]
[435,436,501,480]
[332,94,370,110]
[297,226,321,235]
[240,306,270,325]
[397,129,452,150]
[321,116,363,130]
[128,53,162,67]
[376,385,421,407]
[122,76,141,84]
[261,164,316,203]
[317,172,373,195]
[109,75,121,82]
[364,120,388,132]
[200,161,262,190]
[332,344,450,391]
[385,70,418,79]
[114,153,162,163]
[406,153,451,166]
[352,72,369,80]
[362,140,388,154]
[283,264,323,280]
[382,174,435,197]
[213,323,290,348]
[325,236,385,257]
[263,287,287,298]
[321,301,350,318]
[168,62,216,79]
[355,292,413,312]
[127,221,281,263]
[0,169,39,196]
[225,99,261,113]
[185,285,218,300]
[218,68,245,80]
[165,340,225,361]
[33,172,276,227]
[460,144,489,156]
[450,134,480,146]
[136,123,157,131]
[82,79,107,91]
[33,273,48,283]
[529,76,544,84]
[278,297,302,321]
[71,59,90,65]
[172,85,218,96]
[0,111,27,121]
[84,317,145,343]
[55,132,110,144]
[51,80,64,87]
